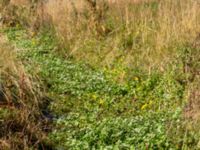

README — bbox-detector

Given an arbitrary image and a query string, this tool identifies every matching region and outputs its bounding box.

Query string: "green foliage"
[1,0,200,148]
[4,27,199,149]
[50,113,172,150]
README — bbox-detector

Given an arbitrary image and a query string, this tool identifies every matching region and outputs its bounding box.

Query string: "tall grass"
[33,0,199,71]
[0,34,50,150]
[0,0,199,148]
[2,0,199,70]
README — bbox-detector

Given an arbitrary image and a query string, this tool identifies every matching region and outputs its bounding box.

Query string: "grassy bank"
[0,0,200,149]
[1,26,198,149]
[0,31,52,149]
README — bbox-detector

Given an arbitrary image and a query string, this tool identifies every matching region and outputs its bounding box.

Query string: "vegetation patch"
[0,0,200,149]
[0,29,53,150]
[4,27,197,149]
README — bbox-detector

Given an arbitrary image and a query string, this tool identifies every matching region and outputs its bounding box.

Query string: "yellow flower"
[92,94,97,100]
[134,77,139,81]
[141,103,148,110]
[99,99,104,105]
[149,100,153,105]
[32,39,36,46]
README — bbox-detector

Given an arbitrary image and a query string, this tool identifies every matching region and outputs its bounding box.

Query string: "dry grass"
[2,0,199,85]
[4,0,199,64]
[0,35,39,107]
[31,0,199,71]
[0,35,50,150]
[184,81,200,120]
[0,0,200,148]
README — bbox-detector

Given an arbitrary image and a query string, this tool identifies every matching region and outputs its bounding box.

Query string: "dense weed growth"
[0,0,200,149]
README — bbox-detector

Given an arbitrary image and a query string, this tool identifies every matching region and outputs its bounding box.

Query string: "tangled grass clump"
[0,39,52,150]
